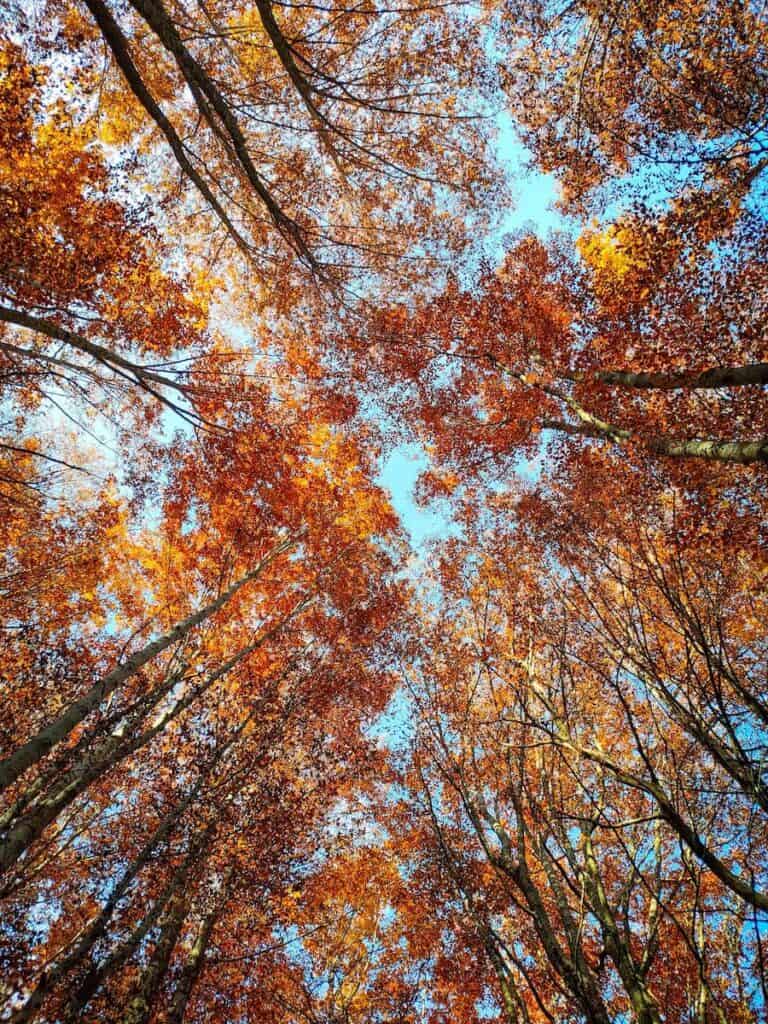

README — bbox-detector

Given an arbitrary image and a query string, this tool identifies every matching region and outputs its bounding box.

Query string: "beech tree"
[399,523,767,1022]
[10,0,501,304]
[346,229,768,477]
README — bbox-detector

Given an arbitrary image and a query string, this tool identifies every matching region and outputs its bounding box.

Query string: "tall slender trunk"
[165,868,235,1024]
[423,782,528,1024]
[125,0,313,267]
[513,862,609,1023]
[465,797,612,1024]
[62,828,211,1023]
[78,1,250,257]
[553,732,768,912]
[13,668,290,1023]
[580,828,661,1024]
[0,673,182,875]
[9,784,200,1024]
[542,419,768,464]
[0,536,296,794]
[0,674,180,833]
[650,436,768,463]
[515,848,610,1024]
[484,939,527,1024]
[121,887,192,1024]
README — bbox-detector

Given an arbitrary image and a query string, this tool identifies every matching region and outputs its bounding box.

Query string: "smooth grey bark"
[0,679,178,833]
[580,827,662,1024]
[553,733,768,913]
[460,790,612,1024]
[165,868,234,1024]
[121,887,192,1024]
[125,0,314,268]
[78,0,251,256]
[541,418,768,464]
[62,828,211,1023]
[650,436,768,463]
[11,654,303,1022]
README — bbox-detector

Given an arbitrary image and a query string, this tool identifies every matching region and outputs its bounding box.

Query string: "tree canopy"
[1,1,767,1021]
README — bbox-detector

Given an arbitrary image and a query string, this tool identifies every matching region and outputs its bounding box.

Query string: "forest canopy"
[1,1,767,1022]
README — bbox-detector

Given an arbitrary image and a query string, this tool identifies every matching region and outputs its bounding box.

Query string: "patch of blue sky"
[378,443,459,550]
[369,121,570,798]
[374,114,768,556]
[494,112,570,240]
[366,685,418,755]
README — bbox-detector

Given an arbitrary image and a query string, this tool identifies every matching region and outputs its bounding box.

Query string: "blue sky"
[377,443,452,548]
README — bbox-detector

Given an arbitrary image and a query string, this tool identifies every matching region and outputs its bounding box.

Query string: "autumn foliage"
[1,1,767,1021]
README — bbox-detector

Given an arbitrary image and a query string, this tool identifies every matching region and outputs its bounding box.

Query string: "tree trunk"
[650,436,768,463]
[0,536,296,794]
[581,828,662,1024]
[78,1,250,257]
[125,0,310,267]
[542,419,768,464]
[62,829,210,1023]
[470,802,612,1024]
[485,939,527,1024]
[0,679,175,833]
[0,620,287,874]
[164,868,234,1024]
[555,733,768,912]
[9,784,201,1024]
[121,887,192,1024]
[597,363,768,390]
[20,693,269,1022]
[0,673,182,874]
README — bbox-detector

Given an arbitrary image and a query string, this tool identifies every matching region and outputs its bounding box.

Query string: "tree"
[399,528,766,1022]
[15,0,501,304]
[346,232,768,478]
[2,0,768,1020]
[496,0,768,228]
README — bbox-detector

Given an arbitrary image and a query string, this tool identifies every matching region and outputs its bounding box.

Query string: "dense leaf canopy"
[1,1,767,1021]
